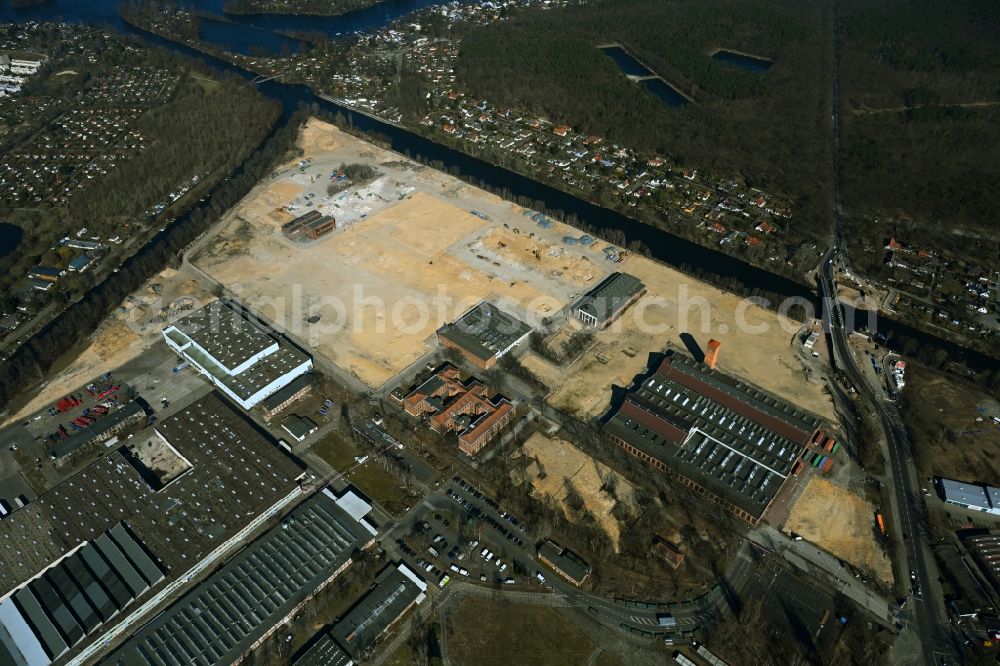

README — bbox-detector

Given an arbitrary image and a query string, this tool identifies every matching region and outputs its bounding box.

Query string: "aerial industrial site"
[0,117,907,666]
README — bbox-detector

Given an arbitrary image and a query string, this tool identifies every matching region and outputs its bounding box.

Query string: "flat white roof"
[941,478,991,509]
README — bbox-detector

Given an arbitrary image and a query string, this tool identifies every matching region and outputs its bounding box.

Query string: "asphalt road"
[820,249,956,664]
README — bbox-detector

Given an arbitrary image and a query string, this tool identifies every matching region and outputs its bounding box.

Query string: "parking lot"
[389,475,541,591]
[0,342,212,506]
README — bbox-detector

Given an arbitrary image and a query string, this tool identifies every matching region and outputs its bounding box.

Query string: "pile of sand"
[516,433,634,550]
[785,476,894,584]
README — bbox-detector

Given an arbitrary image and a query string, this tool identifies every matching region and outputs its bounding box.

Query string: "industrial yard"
[192,120,838,423]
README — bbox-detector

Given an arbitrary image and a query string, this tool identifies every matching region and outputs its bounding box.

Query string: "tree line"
[0,109,308,412]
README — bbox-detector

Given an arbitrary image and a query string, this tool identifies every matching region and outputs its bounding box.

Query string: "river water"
[2,0,997,374]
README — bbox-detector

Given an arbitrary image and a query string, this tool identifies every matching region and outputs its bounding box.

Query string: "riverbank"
[223,0,385,17]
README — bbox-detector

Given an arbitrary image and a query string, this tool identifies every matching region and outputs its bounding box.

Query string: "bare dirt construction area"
[513,433,634,550]
[785,476,893,584]
[3,266,214,426]
[546,250,837,423]
[194,121,598,388]
[193,117,836,423]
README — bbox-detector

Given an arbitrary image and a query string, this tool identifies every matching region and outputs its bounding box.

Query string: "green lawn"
[446,597,598,666]
[382,640,416,666]
[311,431,359,470]
[311,431,415,515]
[346,462,415,516]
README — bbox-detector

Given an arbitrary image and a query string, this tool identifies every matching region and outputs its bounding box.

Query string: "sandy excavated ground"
[197,118,836,423]
[785,476,893,584]
[196,123,593,389]
[546,249,837,422]
[4,267,214,426]
[515,433,634,550]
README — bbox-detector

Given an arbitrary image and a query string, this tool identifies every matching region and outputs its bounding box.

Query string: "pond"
[712,49,772,73]
[599,45,652,77]
[640,78,688,107]
[0,223,22,260]
[600,45,688,107]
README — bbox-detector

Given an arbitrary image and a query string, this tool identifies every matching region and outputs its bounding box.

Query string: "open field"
[446,597,599,666]
[193,118,835,424]
[900,365,1000,488]
[785,476,893,584]
[195,120,595,388]
[514,432,634,550]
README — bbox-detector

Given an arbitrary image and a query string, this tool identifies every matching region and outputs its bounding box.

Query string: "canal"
[2,0,997,374]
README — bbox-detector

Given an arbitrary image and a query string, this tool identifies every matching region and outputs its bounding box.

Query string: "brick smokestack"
[705,339,721,369]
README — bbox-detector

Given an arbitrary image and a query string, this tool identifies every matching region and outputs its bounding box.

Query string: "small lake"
[600,45,651,77]
[712,49,772,72]
[0,223,23,260]
[640,78,688,107]
[600,45,688,107]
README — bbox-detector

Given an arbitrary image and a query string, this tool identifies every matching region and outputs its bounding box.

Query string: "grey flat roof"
[262,374,313,411]
[282,414,317,440]
[293,632,354,666]
[221,344,311,400]
[329,566,424,658]
[941,478,991,509]
[437,301,532,362]
[0,393,303,603]
[169,300,275,372]
[105,492,371,666]
[573,272,645,324]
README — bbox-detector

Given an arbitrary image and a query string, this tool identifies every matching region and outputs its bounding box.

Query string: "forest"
[838,0,1000,253]
[455,0,832,244]
[456,0,1000,262]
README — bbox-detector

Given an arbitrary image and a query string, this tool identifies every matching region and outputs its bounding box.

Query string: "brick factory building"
[604,351,821,524]
[437,301,532,369]
[400,364,514,456]
[282,211,336,241]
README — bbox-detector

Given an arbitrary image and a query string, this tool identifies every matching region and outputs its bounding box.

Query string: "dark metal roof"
[605,351,820,520]
[572,272,645,324]
[538,541,590,583]
[52,401,145,459]
[262,374,313,411]
[105,492,372,666]
[437,301,531,362]
[329,565,425,658]
[293,632,354,666]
